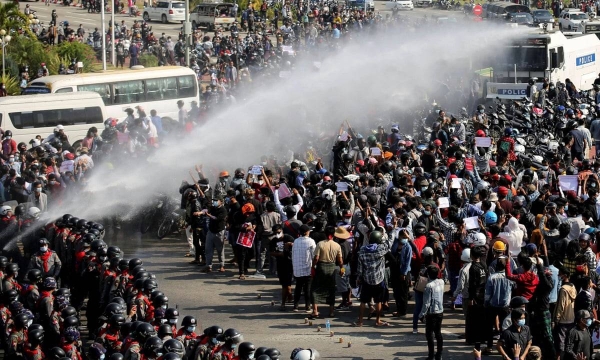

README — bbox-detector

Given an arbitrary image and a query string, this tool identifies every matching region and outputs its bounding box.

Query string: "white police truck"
[485,27,600,100]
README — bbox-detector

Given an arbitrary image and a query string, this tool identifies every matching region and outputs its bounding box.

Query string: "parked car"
[531,9,554,24]
[559,9,589,30]
[386,0,415,10]
[506,12,534,26]
[143,0,185,23]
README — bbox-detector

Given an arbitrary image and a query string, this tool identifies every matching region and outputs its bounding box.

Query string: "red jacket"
[506,264,539,300]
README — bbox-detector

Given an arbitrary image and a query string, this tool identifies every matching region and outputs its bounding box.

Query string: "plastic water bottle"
[325,320,330,332]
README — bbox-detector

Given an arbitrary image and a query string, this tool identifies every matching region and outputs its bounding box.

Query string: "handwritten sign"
[277,183,292,199]
[475,137,492,147]
[335,182,348,192]
[451,178,462,189]
[249,165,263,175]
[370,147,382,156]
[464,216,479,230]
[438,197,450,209]
[558,175,579,191]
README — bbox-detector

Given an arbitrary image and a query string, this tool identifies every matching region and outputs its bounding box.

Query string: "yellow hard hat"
[493,240,506,252]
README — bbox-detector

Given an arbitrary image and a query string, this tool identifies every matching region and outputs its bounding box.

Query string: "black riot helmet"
[157,324,173,339]
[48,347,67,360]
[237,342,256,358]
[135,322,157,343]
[162,339,185,357]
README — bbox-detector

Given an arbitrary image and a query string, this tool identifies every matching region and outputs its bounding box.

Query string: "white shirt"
[292,236,316,277]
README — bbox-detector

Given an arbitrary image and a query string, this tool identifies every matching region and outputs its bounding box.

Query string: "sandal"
[375,321,391,327]
[351,321,363,327]
[238,274,246,280]
[308,313,321,320]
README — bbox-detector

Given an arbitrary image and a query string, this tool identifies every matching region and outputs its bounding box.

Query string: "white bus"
[23,66,199,123]
[0,92,106,147]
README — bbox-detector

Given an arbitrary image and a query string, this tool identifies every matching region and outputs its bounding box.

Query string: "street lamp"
[0,30,12,78]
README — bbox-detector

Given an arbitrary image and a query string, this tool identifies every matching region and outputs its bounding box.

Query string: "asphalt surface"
[11,0,472,358]
[15,0,460,40]
[100,221,470,360]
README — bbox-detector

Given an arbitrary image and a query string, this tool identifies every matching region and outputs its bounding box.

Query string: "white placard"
[438,197,450,209]
[249,165,263,175]
[335,182,348,192]
[464,216,479,230]
[475,137,492,147]
[339,131,349,141]
[558,175,579,191]
[451,178,462,189]
[370,147,381,156]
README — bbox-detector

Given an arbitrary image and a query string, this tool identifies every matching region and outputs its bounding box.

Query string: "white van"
[0,92,106,147]
[386,0,415,11]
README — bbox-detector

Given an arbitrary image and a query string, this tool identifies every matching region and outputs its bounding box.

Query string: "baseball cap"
[525,243,537,256]
[422,247,434,257]
[576,309,593,320]
[299,224,311,234]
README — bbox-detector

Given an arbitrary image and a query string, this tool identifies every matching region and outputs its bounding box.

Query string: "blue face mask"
[211,338,219,345]
[231,344,237,350]
[564,205,569,211]
[187,326,195,333]
[212,201,219,207]
[587,319,593,327]
[516,319,526,327]
[423,210,431,216]
[400,238,408,245]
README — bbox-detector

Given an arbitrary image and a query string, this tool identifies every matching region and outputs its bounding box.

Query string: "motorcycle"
[140,193,170,233]
[157,201,186,239]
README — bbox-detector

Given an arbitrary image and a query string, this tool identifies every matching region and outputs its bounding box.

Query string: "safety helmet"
[0,256,8,269]
[321,189,334,201]
[28,329,44,347]
[0,206,12,216]
[48,347,67,360]
[473,232,486,247]
[218,328,243,344]
[493,241,506,252]
[291,348,319,360]
[107,246,122,259]
[238,342,256,358]
[135,322,157,343]
[27,207,41,219]
[368,231,383,245]
[158,324,173,339]
[579,233,591,243]
[181,315,197,327]
[64,327,80,342]
[143,337,164,357]
[219,171,230,178]
[162,339,185,357]
[26,269,42,284]
[485,211,498,225]
[264,348,280,359]
[60,306,77,319]
[460,248,471,262]
[414,222,427,236]
[87,342,106,360]
[302,213,317,223]
[6,263,19,275]
[63,316,79,329]
[204,325,224,338]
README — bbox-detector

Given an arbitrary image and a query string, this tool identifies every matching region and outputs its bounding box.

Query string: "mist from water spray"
[41,22,527,222]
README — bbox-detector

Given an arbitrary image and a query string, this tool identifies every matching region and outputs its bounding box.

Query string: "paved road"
[102,223,470,360]
[13,0,461,40]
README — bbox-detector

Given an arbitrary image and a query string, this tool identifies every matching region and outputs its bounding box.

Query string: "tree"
[0,2,29,34]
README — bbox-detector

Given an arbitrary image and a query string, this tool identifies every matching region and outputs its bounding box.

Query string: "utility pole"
[184,0,191,66]
[101,0,107,70]
[111,2,115,66]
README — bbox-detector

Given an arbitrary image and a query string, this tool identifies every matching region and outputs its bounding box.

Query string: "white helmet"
[27,207,41,219]
[422,247,434,257]
[292,349,319,360]
[476,181,490,191]
[0,206,11,216]
[461,248,471,262]
[321,189,334,201]
[473,232,486,247]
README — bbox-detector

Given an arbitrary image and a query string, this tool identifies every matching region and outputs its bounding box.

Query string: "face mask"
[564,205,569,211]
[161,305,167,309]
[276,233,283,238]
[423,210,431,216]
[160,318,167,324]
[169,319,177,324]
[35,188,41,193]
[50,181,57,185]
[187,326,195,333]
[516,319,526,327]
[100,355,105,360]
[258,180,265,185]
[231,344,237,350]
[211,337,219,345]
[587,319,593,327]
[212,201,219,207]
[421,187,427,192]
[40,246,48,252]
[400,238,408,245]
